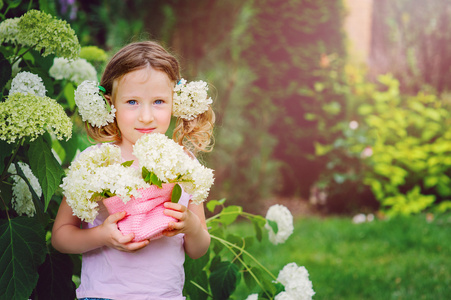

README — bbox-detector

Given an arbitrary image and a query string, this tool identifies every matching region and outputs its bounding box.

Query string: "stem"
[210,234,277,299]
[211,235,277,281]
[10,44,38,66]
[206,211,257,223]
[1,138,23,181]
[0,194,10,220]
[188,280,213,298]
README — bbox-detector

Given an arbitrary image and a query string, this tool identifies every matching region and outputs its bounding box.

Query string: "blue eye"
[127,100,137,105]
[155,99,164,105]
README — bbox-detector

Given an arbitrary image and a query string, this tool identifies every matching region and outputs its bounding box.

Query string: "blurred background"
[4,1,451,298]
[7,0,451,217]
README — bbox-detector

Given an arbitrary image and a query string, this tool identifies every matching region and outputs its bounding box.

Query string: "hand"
[100,211,149,252]
[162,202,202,237]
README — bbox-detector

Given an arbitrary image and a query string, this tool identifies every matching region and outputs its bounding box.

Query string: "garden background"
[1,0,451,299]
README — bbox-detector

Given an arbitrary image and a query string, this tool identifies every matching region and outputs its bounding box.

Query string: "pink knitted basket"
[103,184,177,242]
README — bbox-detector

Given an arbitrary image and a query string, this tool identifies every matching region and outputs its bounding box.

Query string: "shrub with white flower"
[133,133,214,204]
[9,71,46,97]
[265,204,294,245]
[60,144,149,223]
[173,78,213,120]
[276,263,315,300]
[0,93,72,144]
[7,162,41,217]
[49,57,97,85]
[74,80,116,127]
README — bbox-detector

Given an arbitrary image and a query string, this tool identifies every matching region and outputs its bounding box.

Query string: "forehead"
[112,66,174,96]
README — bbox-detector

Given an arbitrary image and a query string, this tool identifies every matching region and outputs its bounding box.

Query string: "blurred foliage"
[11,0,451,216]
[370,0,451,94]
[243,0,348,198]
[314,65,451,216]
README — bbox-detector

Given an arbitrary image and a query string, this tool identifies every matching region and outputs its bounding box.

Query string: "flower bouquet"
[61,133,214,242]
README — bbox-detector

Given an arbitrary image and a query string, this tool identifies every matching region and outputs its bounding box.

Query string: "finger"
[164,202,186,212]
[107,211,127,224]
[126,240,149,251]
[117,233,135,244]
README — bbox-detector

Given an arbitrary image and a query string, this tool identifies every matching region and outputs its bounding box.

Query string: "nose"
[138,105,154,124]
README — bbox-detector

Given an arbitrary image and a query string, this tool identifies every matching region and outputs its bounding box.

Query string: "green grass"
[230,213,451,300]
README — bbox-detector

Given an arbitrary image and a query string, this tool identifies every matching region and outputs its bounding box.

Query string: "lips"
[136,128,155,133]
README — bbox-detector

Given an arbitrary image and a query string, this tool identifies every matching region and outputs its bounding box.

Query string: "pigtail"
[173,106,215,156]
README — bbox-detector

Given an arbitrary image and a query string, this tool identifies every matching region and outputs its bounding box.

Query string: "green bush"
[315,66,451,215]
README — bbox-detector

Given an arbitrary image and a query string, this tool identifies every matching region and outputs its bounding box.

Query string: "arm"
[52,197,150,254]
[163,201,210,259]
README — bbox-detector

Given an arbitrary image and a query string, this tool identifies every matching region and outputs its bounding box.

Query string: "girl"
[52,41,214,300]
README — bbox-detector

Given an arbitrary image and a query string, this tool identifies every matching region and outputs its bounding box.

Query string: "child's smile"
[113,66,173,156]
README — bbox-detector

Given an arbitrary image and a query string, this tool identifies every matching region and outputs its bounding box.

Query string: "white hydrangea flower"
[74,80,116,127]
[0,93,72,144]
[275,292,294,300]
[277,263,315,300]
[60,144,148,223]
[0,17,20,44]
[49,57,97,85]
[265,204,294,245]
[9,71,46,97]
[91,164,148,204]
[173,79,213,121]
[8,162,41,217]
[133,133,214,204]
[245,294,259,300]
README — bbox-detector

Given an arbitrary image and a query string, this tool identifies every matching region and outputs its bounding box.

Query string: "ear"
[104,94,112,105]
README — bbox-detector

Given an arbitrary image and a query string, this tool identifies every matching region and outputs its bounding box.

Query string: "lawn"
[231,213,451,299]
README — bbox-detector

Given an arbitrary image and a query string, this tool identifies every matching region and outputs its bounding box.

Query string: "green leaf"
[250,215,267,242]
[209,261,240,300]
[0,139,14,175]
[150,173,162,187]
[63,82,76,110]
[142,167,150,182]
[0,181,12,209]
[121,160,134,167]
[184,268,209,300]
[206,198,226,212]
[184,249,209,280]
[6,0,23,10]
[0,216,46,300]
[219,205,242,226]
[36,248,76,300]
[171,183,182,203]
[28,136,65,211]
[267,219,279,234]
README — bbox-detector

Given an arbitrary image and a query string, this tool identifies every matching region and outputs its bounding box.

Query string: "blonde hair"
[85,41,214,155]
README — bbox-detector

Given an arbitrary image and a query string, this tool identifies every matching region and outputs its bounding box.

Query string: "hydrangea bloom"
[265,204,294,245]
[173,79,213,121]
[0,17,20,44]
[133,133,214,204]
[0,93,72,143]
[8,162,41,217]
[60,144,149,222]
[276,263,315,300]
[9,71,46,97]
[74,80,116,127]
[245,294,259,300]
[16,10,80,59]
[49,57,97,85]
[274,292,293,300]
[80,46,108,63]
